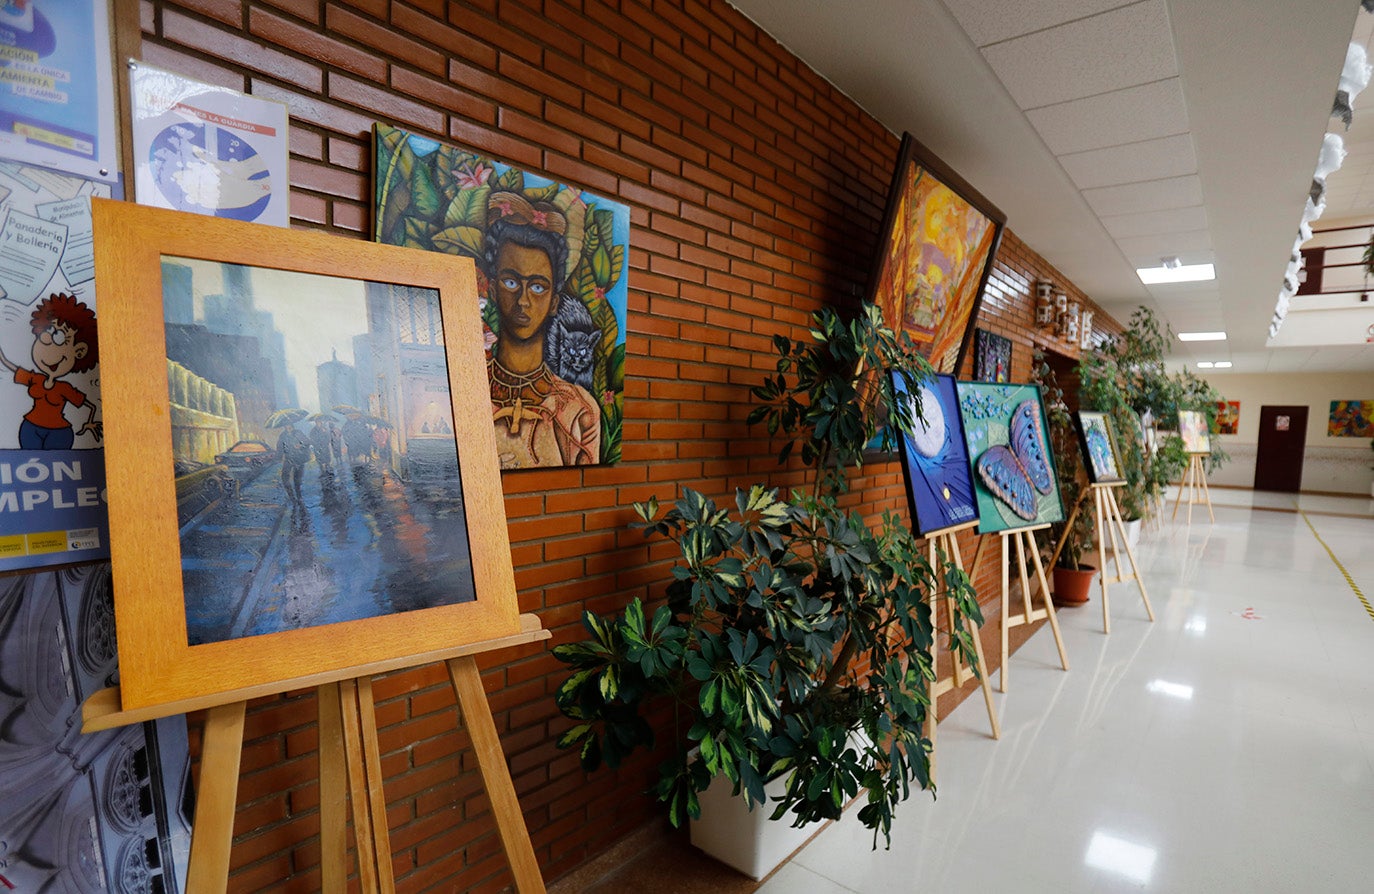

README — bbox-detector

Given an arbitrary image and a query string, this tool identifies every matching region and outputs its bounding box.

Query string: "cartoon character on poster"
[373,124,629,469]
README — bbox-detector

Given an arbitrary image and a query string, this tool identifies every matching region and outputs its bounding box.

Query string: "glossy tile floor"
[754,491,1374,893]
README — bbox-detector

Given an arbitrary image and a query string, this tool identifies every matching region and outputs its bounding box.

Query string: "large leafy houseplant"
[554,305,982,847]
[1030,348,1094,570]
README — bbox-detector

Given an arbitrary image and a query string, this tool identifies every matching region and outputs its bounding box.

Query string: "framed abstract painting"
[956,381,1064,534]
[1178,410,1211,453]
[373,124,630,469]
[893,372,978,536]
[1075,411,1125,484]
[91,199,520,712]
[972,328,1012,382]
[1215,400,1240,435]
[1328,400,1374,437]
[866,133,1005,375]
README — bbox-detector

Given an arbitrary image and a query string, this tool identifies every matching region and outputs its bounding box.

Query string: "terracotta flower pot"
[1052,563,1097,606]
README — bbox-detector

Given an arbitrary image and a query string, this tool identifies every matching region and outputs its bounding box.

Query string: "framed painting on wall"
[372,124,629,469]
[1328,399,1374,437]
[865,132,1005,375]
[1215,400,1240,435]
[892,372,978,536]
[972,328,1012,382]
[956,381,1064,534]
[1178,410,1211,453]
[1074,411,1125,484]
[90,198,520,712]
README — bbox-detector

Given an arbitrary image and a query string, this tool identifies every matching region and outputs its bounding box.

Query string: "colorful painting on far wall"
[973,328,1012,382]
[1075,411,1124,484]
[956,381,1064,534]
[866,133,1004,375]
[893,372,978,536]
[373,124,629,468]
[1178,410,1211,453]
[1328,399,1374,437]
[1215,400,1240,435]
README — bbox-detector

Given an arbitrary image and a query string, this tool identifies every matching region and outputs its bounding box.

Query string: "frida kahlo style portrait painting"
[373,124,630,470]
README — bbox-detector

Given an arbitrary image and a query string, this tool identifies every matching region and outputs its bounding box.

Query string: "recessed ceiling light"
[1213,361,1232,369]
[1196,361,1214,368]
[1178,331,1227,342]
[1136,263,1215,284]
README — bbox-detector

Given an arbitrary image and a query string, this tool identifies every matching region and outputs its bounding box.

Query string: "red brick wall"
[128,1,1122,889]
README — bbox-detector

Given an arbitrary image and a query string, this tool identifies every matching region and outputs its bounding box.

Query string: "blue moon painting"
[893,372,978,536]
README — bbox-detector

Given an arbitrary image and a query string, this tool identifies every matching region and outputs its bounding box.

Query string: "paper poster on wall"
[130,61,289,226]
[0,161,111,571]
[0,564,192,892]
[0,0,118,183]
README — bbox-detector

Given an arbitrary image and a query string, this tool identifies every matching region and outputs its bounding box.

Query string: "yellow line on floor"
[1300,511,1374,623]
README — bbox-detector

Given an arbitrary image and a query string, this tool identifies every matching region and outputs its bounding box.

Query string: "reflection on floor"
[567,491,1374,893]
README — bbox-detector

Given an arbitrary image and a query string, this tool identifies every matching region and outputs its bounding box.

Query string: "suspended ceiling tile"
[1059,134,1197,189]
[1082,174,1202,216]
[942,0,1132,48]
[981,0,1178,110]
[1100,205,1208,239]
[1113,227,1212,264]
[1027,79,1190,155]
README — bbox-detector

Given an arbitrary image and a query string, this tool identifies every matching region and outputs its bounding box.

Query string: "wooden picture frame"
[866,132,1006,376]
[1074,410,1126,484]
[91,198,520,712]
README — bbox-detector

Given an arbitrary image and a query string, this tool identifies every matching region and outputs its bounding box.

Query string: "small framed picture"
[1074,411,1125,484]
[91,199,520,711]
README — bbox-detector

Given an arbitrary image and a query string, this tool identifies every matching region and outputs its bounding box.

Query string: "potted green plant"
[1030,348,1096,605]
[553,305,982,874]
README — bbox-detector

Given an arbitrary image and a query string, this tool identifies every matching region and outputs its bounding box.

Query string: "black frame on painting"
[973,328,1013,382]
[864,132,1007,377]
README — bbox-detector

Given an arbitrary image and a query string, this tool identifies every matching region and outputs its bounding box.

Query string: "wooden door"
[1253,405,1308,492]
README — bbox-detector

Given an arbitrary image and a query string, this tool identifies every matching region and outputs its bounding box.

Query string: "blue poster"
[0,448,108,570]
[894,372,977,536]
[0,0,118,182]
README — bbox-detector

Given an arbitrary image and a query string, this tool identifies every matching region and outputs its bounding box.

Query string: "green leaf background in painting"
[525,183,560,204]
[592,207,615,249]
[591,243,613,288]
[444,186,490,229]
[402,216,436,251]
[431,225,485,259]
[495,167,524,192]
[375,126,416,244]
[409,161,443,221]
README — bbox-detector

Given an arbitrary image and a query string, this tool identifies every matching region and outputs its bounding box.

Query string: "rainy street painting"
[162,257,476,646]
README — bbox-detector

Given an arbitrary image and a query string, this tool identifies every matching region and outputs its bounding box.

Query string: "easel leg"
[448,657,547,894]
[1095,487,1110,635]
[1171,463,1186,521]
[999,534,1010,693]
[1027,533,1069,671]
[187,701,247,894]
[1186,456,1197,525]
[338,678,393,894]
[318,683,349,894]
[1199,458,1215,522]
[1107,489,1155,621]
[927,537,940,784]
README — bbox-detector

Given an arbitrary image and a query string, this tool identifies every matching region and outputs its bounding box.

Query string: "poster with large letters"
[0,161,110,571]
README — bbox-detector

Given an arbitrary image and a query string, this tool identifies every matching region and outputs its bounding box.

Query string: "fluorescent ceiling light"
[1136,262,1215,284]
[1177,331,1227,342]
[1213,361,1232,369]
[1196,361,1214,369]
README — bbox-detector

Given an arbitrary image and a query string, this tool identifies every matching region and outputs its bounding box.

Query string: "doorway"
[1253,405,1308,492]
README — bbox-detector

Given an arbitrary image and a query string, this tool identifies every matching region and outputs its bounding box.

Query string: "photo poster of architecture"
[373,123,630,469]
[0,563,192,893]
[129,61,290,227]
[160,256,479,647]
[0,161,114,571]
[0,0,119,184]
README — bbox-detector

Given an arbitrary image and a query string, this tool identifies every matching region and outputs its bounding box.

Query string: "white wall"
[1202,372,1374,494]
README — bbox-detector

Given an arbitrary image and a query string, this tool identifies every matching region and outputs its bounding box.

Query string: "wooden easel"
[1090,482,1155,635]
[1171,452,1215,523]
[924,521,1000,779]
[994,523,1069,692]
[84,615,551,893]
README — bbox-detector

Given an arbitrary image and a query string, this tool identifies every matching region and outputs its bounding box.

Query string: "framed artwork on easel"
[892,372,978,536]
[956,381,1065,534]
[90,198,521,712]
[1074,411,1125,484]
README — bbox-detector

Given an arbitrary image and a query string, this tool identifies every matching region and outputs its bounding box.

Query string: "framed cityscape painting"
[973,328,1012,382]
[866,132,1005,375]
[373,124,629,469]
[893,372,978,536]
[956,381,1064,534]
[1178,410,1211,453]
[91,199,520,712]
[1075,411,1124,484]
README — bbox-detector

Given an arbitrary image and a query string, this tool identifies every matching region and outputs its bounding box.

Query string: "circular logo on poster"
[148,122,272,222]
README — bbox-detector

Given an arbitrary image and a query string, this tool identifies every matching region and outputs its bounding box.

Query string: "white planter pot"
[689,768,819,880]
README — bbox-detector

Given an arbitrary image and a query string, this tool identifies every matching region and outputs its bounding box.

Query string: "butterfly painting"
[956,382,1065,533]
[893,372,978,536]
[1075,411,1124,484]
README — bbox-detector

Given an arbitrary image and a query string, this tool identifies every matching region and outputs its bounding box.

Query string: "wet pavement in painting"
[179,456,476,645]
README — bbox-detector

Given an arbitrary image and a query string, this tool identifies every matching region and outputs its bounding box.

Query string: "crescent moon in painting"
[909,383,945,458]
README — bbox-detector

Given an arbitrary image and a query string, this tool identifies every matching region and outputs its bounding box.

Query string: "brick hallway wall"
[128,1,1120,889]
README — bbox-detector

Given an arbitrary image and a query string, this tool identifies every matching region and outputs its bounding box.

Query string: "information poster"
[0,0,118,183]
[0,161,111,571]
[130,61,290,226]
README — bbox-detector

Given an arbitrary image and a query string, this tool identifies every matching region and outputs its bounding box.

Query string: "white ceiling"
[727,0,1374,373]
